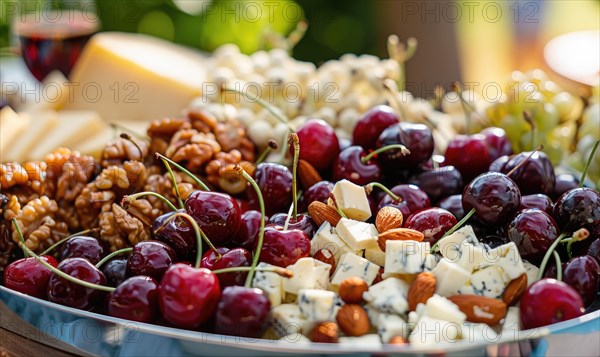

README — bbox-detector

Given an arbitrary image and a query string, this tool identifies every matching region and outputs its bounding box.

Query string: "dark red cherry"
[59,236,107,265]
[404,208,457,245]
[269,213,317,238]
[375,122,434,171]
[409,166,463,203]
[215,286,271,337]
[587,238,600,263]
[352,105,399,150]
[4,255,58,299]
[563,255,600,307]
[553,174,580,199]
[47,257,107,310]
[107,276,159,323]
[185,190,242,245]
[553,188,600,232]
[332,146,381,186]
[159,263,221,329]
[248,163,292,216]
[445,134,492,182]
[438,194,465,220]
[480,127,512,161]
[520,278,584,329]
[236,198,251,214]
[489,155,510,172]
[101,257,128,287]
[295,119,340,171]
[501,151,555,196]
[462,172,521,226]
[260,226,311,267]
[201,247,251,288]
[298,181,334,213]
[378,184,431,218]
[520,194,553,215]
[231,210,268,250]
[126,241,176,281]
[152,210,196,260]
[507,209,559,265]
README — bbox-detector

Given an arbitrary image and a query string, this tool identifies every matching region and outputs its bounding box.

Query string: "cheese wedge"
[72,120,149,158]
[6,111,58,161]
[0,107,30,162]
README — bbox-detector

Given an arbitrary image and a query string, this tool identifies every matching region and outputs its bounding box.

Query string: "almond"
[308,201,342,227]
[388,336,408,345]
[375,206,404,232]
[447,294,507,326]
[377,228,424,251]
[407,272,436,311]
[336,304,370,337]
[298,159,322,190]
[309,322,339,343]
[313,248,336,276]
[502,273,528,306]
[338,277,369,304]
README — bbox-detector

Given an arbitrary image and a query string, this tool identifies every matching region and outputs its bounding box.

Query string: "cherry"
[438,194,465,220]
[404,208,457,245]
[269,213,317,238]
[587,238,600,263]
[126,241,176,281]
[201,247,251,288]
[409,166,463,203]
[519,194,553,215]
[3,255,58,299]
[248,163,292,216]
[232,210,268,251]
[445,134,492,182]
[562,255,600,307]
[298,181,334,213]
[47,257,107,310]
[462,172,521,226]
[352,105,399,150]
[376,122,434,172]
[507,209,559,265]
[480,127,512,161]
[553,188,600,232]
[159,263,221,329]
[101,257,128,287]
[152,210,196,260]
[215,286,271,337]
[185,190,242,245]
[260,226,311,267]
[236,198,251,214]
[520,278,584,329]
[378,184,431,218]
[332,146,381,186]
[58,236,107,265]
[107,276,159,323]
[553,174,580,199]
[294,119,340,171]
[501,151,555,196]
[489,155,510,172]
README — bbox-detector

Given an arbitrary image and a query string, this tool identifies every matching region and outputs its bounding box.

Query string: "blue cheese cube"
[362,277,409,315]
[432,258,471,297]
[252,262,284,307]
[283,258,332,295]
[339,334,382,346]
[336,218,378,251]
[364,243,386,266]
[377,314,409,343]
[523,260,539,287]
[423,294,466,325]
[311,222,355,262]
[297,289,337,322]
[271,304,313,338]
[332,179,372,221]
[409,316,461,346]
[436,225,477,259]
[455,242,494,273]
[330,253,380,286]
[460,322,498,342]
[460,266,509,299]
[384,241,431,274]
[492,242,527,280]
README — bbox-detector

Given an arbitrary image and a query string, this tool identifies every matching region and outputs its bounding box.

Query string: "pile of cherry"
[3,104,599,341]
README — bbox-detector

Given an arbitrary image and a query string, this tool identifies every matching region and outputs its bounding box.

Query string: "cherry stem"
[432,208,477,252]
[364,182,401,202]
[361,144,410,164]
[256,140,279,165]
[290,133,300,221]
[505,145,544,178]
[161,158,185,209]
[212,266,293,278]
[283,202,294,231]
[236,166,266,287]
[579,139,599,188]
[537,232,569,280]
[12,219,29,257]
[39,229,95,256]
[553,251,563,281]
[109,123,148,142]
[160,212,213,267]
[155,153,210,191]
[221,87,294,132]
[328,193,347,219]
[95,248,133,269]
[123,192,178,212]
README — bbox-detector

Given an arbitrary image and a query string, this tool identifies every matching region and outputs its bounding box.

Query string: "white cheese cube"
[460,266,509,299]
[330,253,380,287]
[362,277,409,315]
[436,225,477,259]
[332,179,372,221]
[432,258,472,297]
[364,303,382,326]
[460,322,499,342]
[271,304,313,338]
[364,243,386,266]
[423,294,466,325]
[336,218,378,251]
[523,260,539,287]
[339,334,382,346]
[423,253,439,272]
[493,242,527,280]
[454,242,494,273]
[384,241,431,274]
[297,289,337,322]
[311,222,355,262]
[283,258,331,295]
[377,314,409,343]
[501,306,521,334]
[409,316,461,346]
[252,262,284,307]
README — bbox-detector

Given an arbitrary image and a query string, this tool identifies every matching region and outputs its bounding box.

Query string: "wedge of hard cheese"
[0,107,30,162]
[6,111,59,161]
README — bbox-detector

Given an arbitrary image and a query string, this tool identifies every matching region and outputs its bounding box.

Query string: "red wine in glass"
[13,11,99,81]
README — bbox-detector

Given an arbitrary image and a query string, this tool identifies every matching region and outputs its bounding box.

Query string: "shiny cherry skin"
[563,256,600,307]
[4,255,58,299]
[294,119,340,171]
[332,146,381,186]
[158,263,221,329]
[126,241,176,281]
[231,210,268,250]
[248,163,292,216]
[489,155,510,172]
[298,181,334,213]
[269,213,317,238]
[519,194,553,215]
[404,208,457,245]
[185,190,242,245]
[520,278,584,329]
[352,105,399,150]
[553,188,600,232]
[101,257,128,287]
[445,134,492,182]
[107,276,159,323]
[553,174,580,199]
[462,172,521,226]
[215,286,271,337]
[201,247,251,288]
[378,184,431,218]
[152,210,196,260]
[59,236,107,265]
[376,122,434,172]
[409,166,463,203]
[47,258,107,310]
[507,209,559,265]
[501,151,555,196]
[480,127,512,161]
[260,226,311,267]
[438,194,465,220]
[587,238,600,263]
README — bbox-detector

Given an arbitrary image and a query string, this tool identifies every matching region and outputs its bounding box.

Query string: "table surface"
[0,327,76,357]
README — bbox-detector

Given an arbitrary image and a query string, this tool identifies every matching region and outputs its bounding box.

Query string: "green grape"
[499,114,528,151]
[486,102,510,125]
[522,69,549,86]
[579,103,600,139]
[538,80,561,100]
[591,86,599,104]
[544,140,564,165]
[531,102,560,132]
[551,91,583,122]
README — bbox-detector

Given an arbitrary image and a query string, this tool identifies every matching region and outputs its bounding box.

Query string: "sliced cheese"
[6,111,58,161]
[72,120,149,158]
[0,107,30,161]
